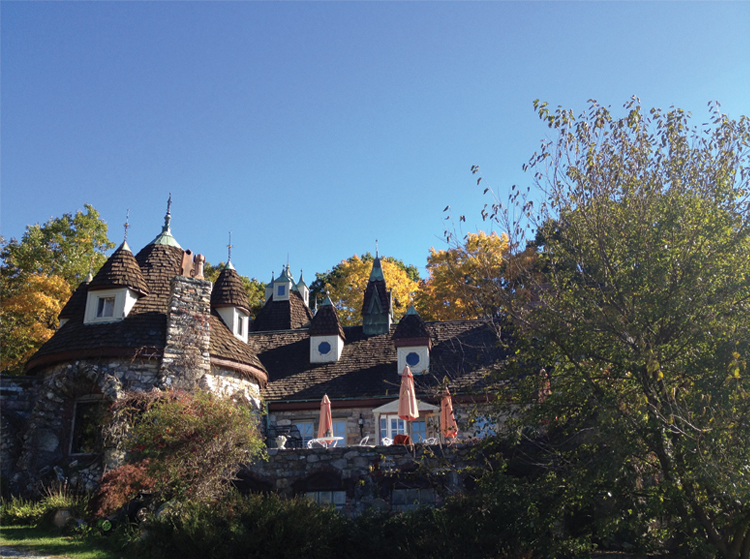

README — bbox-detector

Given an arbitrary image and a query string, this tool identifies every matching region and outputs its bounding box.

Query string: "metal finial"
[124,209,130,243]
[227,231,232,263]
[376,239,379,258]
[163,193,173,233]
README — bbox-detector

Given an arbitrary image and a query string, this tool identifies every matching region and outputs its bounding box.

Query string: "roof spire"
[124,209,130,243]
[148,193,181,247]
[376,239,379,258]
[227,231,232,263]
[163,193,172,233]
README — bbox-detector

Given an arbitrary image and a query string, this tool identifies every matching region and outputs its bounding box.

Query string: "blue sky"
[2,1,749,283]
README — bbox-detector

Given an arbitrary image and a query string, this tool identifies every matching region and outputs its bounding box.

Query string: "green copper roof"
[405,305,418,316]
[321,295,333,306]
[368,256,384,282]
[225,261,235,270]
[149,196,182,248]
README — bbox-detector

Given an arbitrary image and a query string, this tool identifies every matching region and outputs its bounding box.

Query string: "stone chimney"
[160,276,212,389]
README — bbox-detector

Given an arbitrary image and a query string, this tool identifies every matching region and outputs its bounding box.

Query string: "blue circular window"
[406,352,420,367]
[318,341,331,355]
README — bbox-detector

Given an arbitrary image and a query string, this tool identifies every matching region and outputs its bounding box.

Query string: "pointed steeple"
[297,269,309,307]
[149,193,182,248]
[362,245,392,336]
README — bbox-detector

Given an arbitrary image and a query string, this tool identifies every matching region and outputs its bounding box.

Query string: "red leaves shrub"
[103,389,264,505]
[91,461,155,517]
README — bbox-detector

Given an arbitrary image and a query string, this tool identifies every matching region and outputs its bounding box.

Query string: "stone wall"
[160,276,212,389]
[1,375,37,494]
[201,366,262,407]
[240,442,484,516]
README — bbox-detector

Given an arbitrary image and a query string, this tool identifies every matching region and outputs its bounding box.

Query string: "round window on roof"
[318,341,331,355]
[406,352,420,367]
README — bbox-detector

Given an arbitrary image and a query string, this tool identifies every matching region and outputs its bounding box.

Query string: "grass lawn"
[0,525,125,559]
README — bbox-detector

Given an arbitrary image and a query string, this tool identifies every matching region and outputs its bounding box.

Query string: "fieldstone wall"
[201,366,262,407]
[240,442,483,516]
[1,375,37,494]
[160,276,212,389]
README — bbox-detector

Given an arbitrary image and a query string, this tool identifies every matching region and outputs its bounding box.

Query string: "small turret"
[361,251,392,336]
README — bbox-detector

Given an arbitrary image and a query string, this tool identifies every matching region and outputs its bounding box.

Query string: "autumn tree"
[0,205,113,373]
[413,231,510,321]
[310,254,419,326]
[203,262,266,318]
[485,99,750,558]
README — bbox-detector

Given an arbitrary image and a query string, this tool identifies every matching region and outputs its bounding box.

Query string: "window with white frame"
[96,297,115,318]
[70,398,107,455]
[379,415,428,443]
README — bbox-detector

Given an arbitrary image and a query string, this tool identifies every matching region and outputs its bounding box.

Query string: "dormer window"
[278,285,286,297]
[216,307,250,343]
[84,288,140,324]
[97,297,115,318]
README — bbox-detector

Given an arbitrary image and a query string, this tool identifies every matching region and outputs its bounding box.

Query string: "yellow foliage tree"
[414,231,510,321]
[322,255,419,326]
[0,273,71,373]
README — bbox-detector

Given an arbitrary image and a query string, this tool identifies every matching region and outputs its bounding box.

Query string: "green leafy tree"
[203,262,266,318]
[484,99,750,558]
[0,205,114,373]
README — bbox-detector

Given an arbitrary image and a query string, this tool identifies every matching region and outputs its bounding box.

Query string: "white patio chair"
[424,437,437,445]
[358,436,370,446]
[307,439,326,449]
[381,437,393,446]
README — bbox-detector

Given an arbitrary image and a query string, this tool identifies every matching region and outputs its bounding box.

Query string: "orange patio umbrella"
[317,394,333,439]
[398,366,419,441]
[440,388,458,439]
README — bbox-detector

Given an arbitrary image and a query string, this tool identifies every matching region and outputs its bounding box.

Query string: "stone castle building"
[1,202,505,499]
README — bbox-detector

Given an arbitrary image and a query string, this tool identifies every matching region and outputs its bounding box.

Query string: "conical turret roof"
[88,242,150,295]
[394,305,430,340]
[212,264,251,313]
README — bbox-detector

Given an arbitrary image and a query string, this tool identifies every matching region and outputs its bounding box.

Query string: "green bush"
[1,481,88,528]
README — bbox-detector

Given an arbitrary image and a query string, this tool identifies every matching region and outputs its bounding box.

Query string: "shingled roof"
[308,297,345,339]
[252,290,313,332]
[88,242,150,295]
[59,279,91,320]
[250,320,504,403]
[211,265,250,313]
[26,237,267,382]
[393,306,430,342]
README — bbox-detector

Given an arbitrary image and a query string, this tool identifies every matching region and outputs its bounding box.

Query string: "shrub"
[1,481,88,528]
[98,389,264,507]
[90,461,155,517]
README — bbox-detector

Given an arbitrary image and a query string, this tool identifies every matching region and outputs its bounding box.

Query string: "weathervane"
[163,193,172,232]
[227,232,233,264]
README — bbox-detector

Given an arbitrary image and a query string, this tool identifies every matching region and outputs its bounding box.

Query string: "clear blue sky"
[2,2,749,283]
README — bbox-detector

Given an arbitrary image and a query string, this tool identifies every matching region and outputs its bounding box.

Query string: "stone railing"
[239,442,487,516]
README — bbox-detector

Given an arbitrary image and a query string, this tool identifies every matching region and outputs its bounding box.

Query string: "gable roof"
[249,320,504,404]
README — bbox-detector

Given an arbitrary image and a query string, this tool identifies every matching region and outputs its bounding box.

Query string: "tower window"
[96,297,115,318]
[318,341,331,355]
[277,285,286,296]
[71,400,107,454]
[406,352,420,367]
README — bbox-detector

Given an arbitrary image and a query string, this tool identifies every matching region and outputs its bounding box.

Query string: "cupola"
[148,194,182,248]
[211,261,251,343]
[309,295,345,363]
[393,305,431,374]
[273,265,294,301]
[84,241,150,324]
[361,253,392,335]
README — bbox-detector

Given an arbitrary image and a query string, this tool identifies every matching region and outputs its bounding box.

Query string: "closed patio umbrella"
[398,366,419,442]
[440,388,458,439]
[317,394,333,439]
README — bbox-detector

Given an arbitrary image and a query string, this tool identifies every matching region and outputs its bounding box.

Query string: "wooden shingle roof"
[252,291,313,332]
[251,320,504,403]
[211,266,250,313]
[88,242,150,295]
[308,299,345,339]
